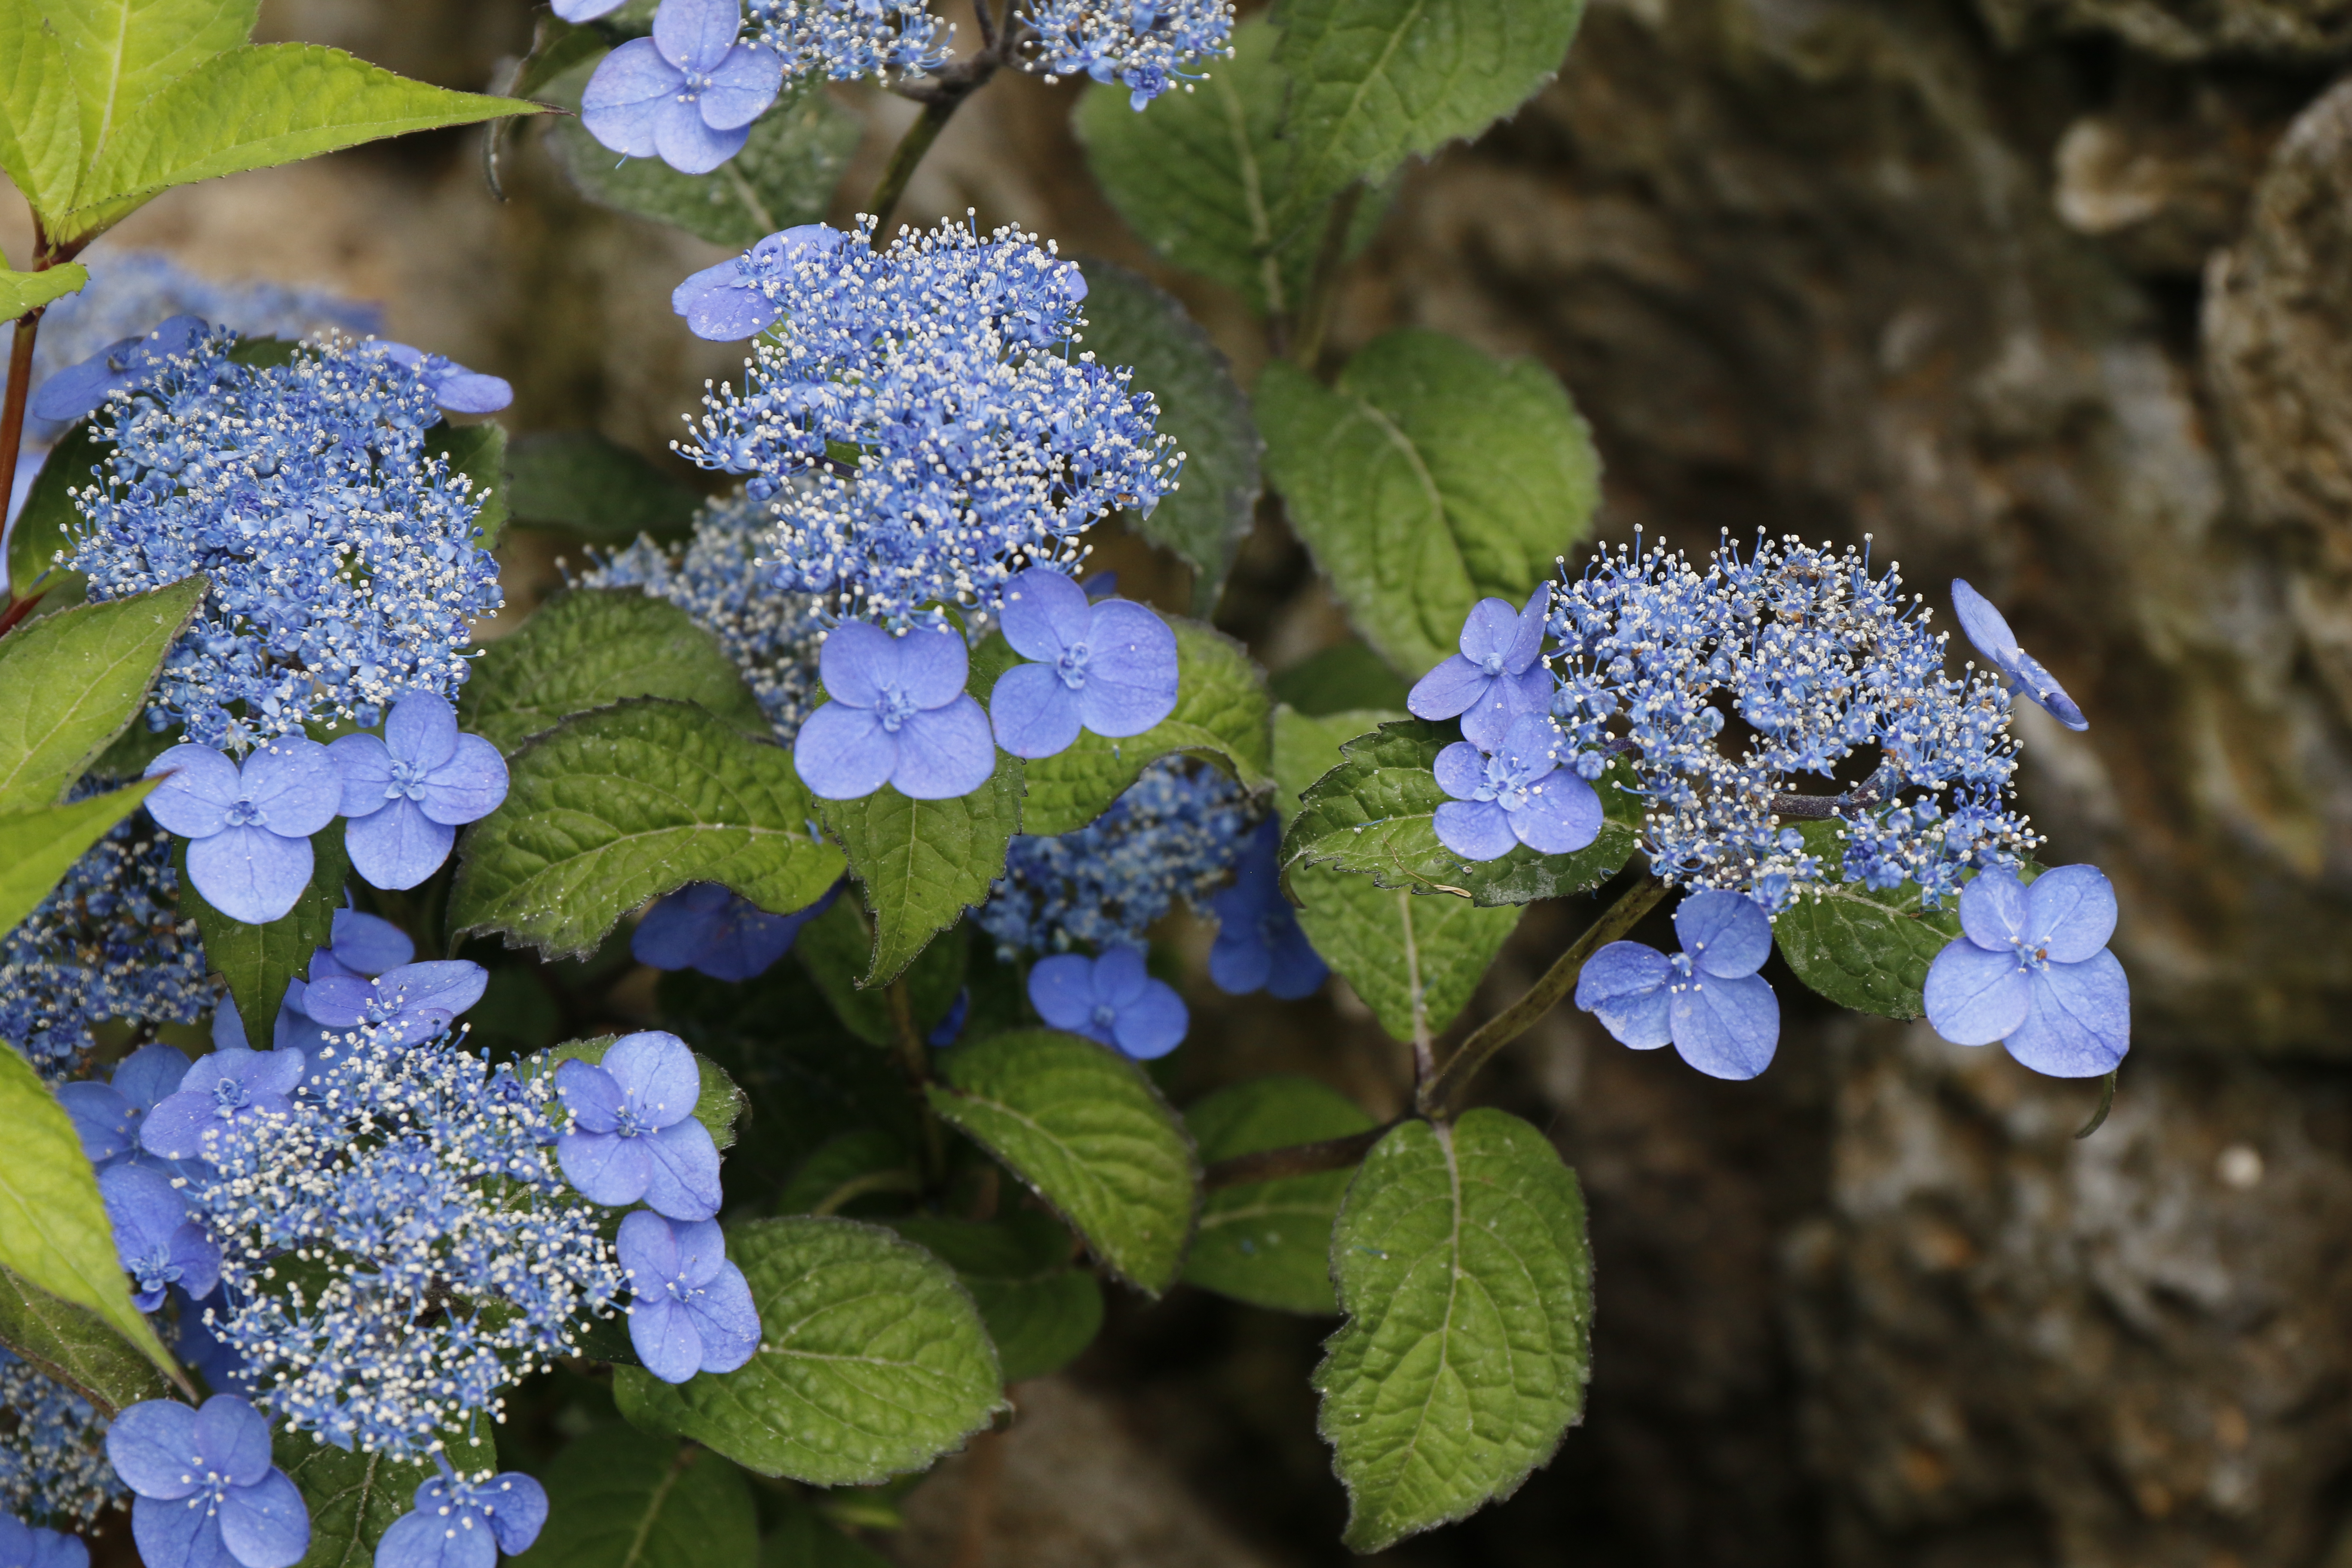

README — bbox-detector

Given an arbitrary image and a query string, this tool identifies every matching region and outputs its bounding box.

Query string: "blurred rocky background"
[10,0,2352,1563]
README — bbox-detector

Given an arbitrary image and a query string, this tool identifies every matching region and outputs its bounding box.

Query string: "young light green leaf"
[0,781,159,935]
[1273,0,1586,223]
[1316,1109,1593,1552]
[275,1422,499,1568]
[1773,821,1963,1019]
[925,1029,1200,1294]
[450,698,844,959]
[612,1216,1004,1486]
[542,63,855,249]
[0,1261,170,1413]
[0,0,85,216]
[178,820,347,1049]
[0,576,205,811]
[823,757,1024,988]
[7,422,107,603]
[890,1211,1103,1384]
[504,431,700,543]
[1183,1076,1376,1314]
[1280,720,1638,905]
[459,589,768,754]
[538,1033,746,1151]
[0,259,85,318]
[0,1046,181,1385]
[792,900,966,1048]
[431,420,508,549]
[1259,330,1599,676]
[1271,704,1403,823]
[1017,619,1272,836]
[32,0,257,198]
[513,1424,759,1568]
[1073,263,1260,614]
[1292,862,1520,1044]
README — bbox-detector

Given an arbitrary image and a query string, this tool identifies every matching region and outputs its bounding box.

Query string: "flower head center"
[386,760,431,802]
[1668,952,1696,983]
[1090,1002,1119,1030]
[1478,650,1507,677]
[224,796,265,828]
[212,1078,251,1112]
[875,683,919,733]
[1056,642,1092,690]
[612,1107,650,1139]
[677,70,713,99]
[2009,938,2049,973]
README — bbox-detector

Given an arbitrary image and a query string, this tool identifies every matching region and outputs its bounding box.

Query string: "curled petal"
[1669,971,1779,1080]
[1922,937,2030,1046]
[1672,889,1772,979]
[1949,580,2021,671]
[1574,941,1672,1050]
[2004,952,2130,1078]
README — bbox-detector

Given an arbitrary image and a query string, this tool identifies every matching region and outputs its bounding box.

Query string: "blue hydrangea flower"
[926,989,970,1047]
[0,1512,86,1568]
[300,959,489,1050]
[375,1457,548,1568]
[368,343,512,416]
[1575,889,1780,1080]
[143,740,341,924]
[59,1044,193,1170]
[106,1396,309,1568]
[329,692,509,892]
[745,0,949,83]
[0,1351,124,1530]
[618,1211,761,1384]
[219,911,423,1057]
[1431,714,1603,862]
[671,225,842,342]
[554,0,625,16]
[141,1049,306,1162]
[1020,0,1235,108]
[1408,585,1552,749]
[27,314,207,427]
[793,624,995,801]
[0,811,208,1084]
[1923,864,2128,1077]
[1206,820,1326,1000]
[323,908,413,975]
[582,0,786,175]
[1029,947,1187,1060]
[632,881,838,981]
[167,1286,253,1398]
[554,1032,722,1220]
[989,567,1178,758]
[677,218,1176,631]
[1949,579,2087,732]
[97,1164,220,1313]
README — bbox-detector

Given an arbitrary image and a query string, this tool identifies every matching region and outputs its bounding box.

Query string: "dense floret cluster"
[0,1352,124,1529]
[1019,0,1235,108]
[747,0,949,81]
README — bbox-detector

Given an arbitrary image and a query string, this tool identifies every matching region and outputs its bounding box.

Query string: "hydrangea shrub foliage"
[0,0,2131,1562]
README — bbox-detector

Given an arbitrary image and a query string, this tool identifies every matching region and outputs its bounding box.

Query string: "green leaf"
[1072,263,1260,615]
[1315,1109,1592,1552]
[1273,0,1585,223]
[0,1045,180,1385]
[925,1029,1199,1294]
[430,420,508,550]
[792,900,966,1048]
[889,1211,1102,1384]
[1772,821,1963,1020]
[1280,719,1638,905]
[612,1216,1004,1485]
[7,421,107,603]
[1269,641,1409,717]
[176,819,346,1046]
[450,698,843,959]
[61,43,545,233]
[543,63,855,248]
[504,431,700,543]
[824,760,1024,989]
[0,0,85,217]
[514,1424,759,1568]
[0,1260,169,1413]
[31,0,256,202]
[1292,861,1520,1044]
[1259,330,1599,676]
[539,1033,746,1152]
[459,589,768,754]
[0,576,205,810]
[0,259,85,317]
[759,1494,894,1568]
[0,781,159,935]
[1271,704,1402,824]
[775,1128,919,1217]
[1183,1076,1375,1314]
[276,1422,499,1568]
[1017,619,1272,836]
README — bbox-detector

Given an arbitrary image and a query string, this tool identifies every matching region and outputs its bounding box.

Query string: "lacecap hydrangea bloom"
[0,1349,125,1531]
[747,0,949,82]
[64,325,504,751]
[1019,0,1236,108]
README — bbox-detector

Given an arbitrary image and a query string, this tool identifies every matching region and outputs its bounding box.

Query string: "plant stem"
[1200,1122,1396,1191]
[888,975,950,1183]
[866,91,971,240]
[1286,182,1364,373]
[1417,874,1669,1120]
[0,306,43,561]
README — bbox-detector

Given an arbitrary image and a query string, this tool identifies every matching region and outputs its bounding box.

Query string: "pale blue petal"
[1922,937,2030,1045]
[1672,889,1772,979]
[2003,952,2129,1078]
[557,1131,650,1207]
[144,745,239,837]
[1432,741,1488,801]
[628,1296,703,1384]
[241,739,342,836]
[816,623,894,708]
[107,1400,201,1499]
[193,1396,270,1486]
[187,826,313,924]
[133,1494,231,1568]
[1957,864,2029,952]
[888,696,995,800]
[1454,597,1520,665]
[329,910,413,974]
[793,701,895,800]
[1507,768,1601,855]
[328,733,394,819]
[378,961,488,1019]
[1110,980,1187,1060]
[654,98,747,174]
[1075,600,1177,739]
[687,1263,762,1373]
[418,735,506,826]
[2024,864,2116,962]
[1574,941,1672,1050]
[1433,800,1516,861]
[674,263,782,342]
[1669,971,1779,1080]
[654,0,743,72]
[1504,583,1550,672]
[896,625,970,710]
[999,567,1089,661]
[385,692,459,772]
[642,1120,723,1221]
[555,1060,623,1134]
[700,44,782,129]
[603,1032,700,1125]
[1408,657,1491,723]
[616,1209,683,1282]
[344,798,454,892]
[1027,955,1096,1035]
[989,662,1082,759]
[581,41,677,159]
[1948,580,2019,670]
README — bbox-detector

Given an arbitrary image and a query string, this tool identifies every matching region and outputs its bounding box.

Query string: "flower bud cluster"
[0,1352,123,1529]
[1019,0,1235,109]
[746,0,949,81]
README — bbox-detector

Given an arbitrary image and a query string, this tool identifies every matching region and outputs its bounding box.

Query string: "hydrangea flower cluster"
[64,328,505,751]
[0,1350,124,1529]
[746,0,949,82]
[0,808,209,1083]
[1019,0,1235,109]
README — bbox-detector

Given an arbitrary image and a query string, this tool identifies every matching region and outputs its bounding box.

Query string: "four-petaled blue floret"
[671,224,841,342]
[143,740,342,925]
[554,1031,724,1220]
[28,314,208,427]
[989,567,1179,759]
[617,1211,763,1384]
[300,958,490,1050]
[1949,579,2088,732]
[368,343,513,415]
[1206,819,1327,1000]
[1408,585,1553,749]
[582,0,785,174]
[59,1044,194,1172]
[1576,889,1781,1081]
[1923,864,2128,1077]
[633,881,839,981]
[105,1395,310,1568]
[376,1456,549,1568]
[140,1048,307,1162]
[793,624,996,801]
[1432,713,1604,862]
[329,692,510,891]
[96,1164,219,1312]
[1028,946,1188,1060]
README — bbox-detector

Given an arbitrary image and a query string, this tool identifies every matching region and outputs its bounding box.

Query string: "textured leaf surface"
[926,1029,1199,1294]
[276,1423,497,1568]
[0,260,85,318]
[539,1033,746,1151]
[0,576,205,811]
[0,0,85,215]
[1774,822,1963,1019]
[1316,1110,1593,1552]
[0,1047,178,1382]
[1272,704,1402,823]
[0,782,158,936]
[793,900,965,1048]
[460,589,767,754]
[1259,331,1599,676]
[180,821,347,1050]
[1018,619,1271,836]
[431,420,508,548]
[7,423,107,602]
[1184,1076,1376,1314]
[545,64,855,248]
[450,699,843,959]
[31,0,254,197]
[504,431,700,542]
[891,1211,1102,1384]
[514,1423,757,1568]
[1293,862,1520,1044]
[1281,720,1637,904]
[0,1261,168,1413]
[824,759,1024,988]
[613,1216,1003,1485]
[1274,0,1585,220]
[1075,263,1260,614]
